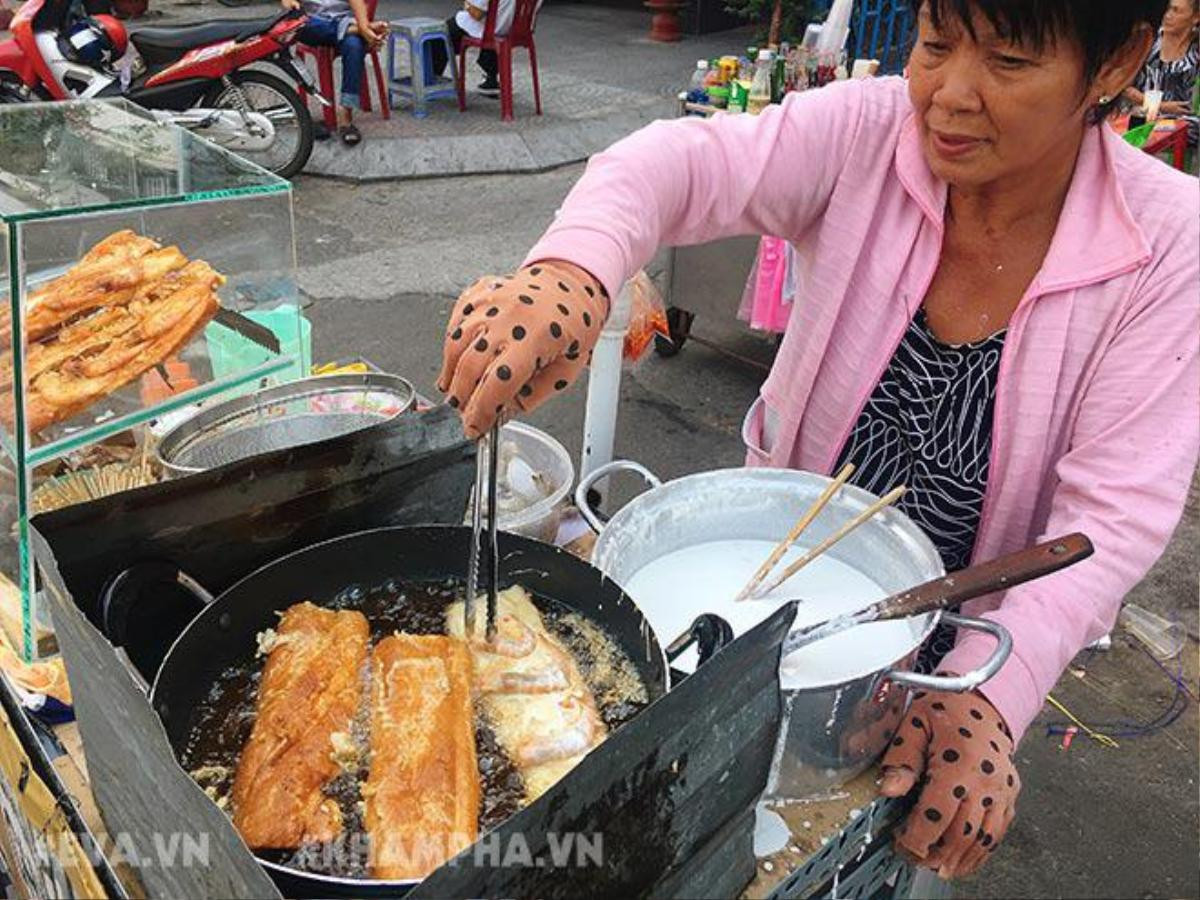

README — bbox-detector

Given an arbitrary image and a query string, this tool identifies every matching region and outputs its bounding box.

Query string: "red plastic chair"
[456,0,544,122]
[297,0,390,130]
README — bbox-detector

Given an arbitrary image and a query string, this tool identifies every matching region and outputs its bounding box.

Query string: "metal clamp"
[884,613,1012,693]
[573,459,662,532]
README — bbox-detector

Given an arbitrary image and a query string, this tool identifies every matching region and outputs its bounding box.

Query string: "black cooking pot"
[102,525,726,897]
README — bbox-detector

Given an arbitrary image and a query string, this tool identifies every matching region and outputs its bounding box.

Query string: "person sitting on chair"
[1124,0,1199,142]
[283,0,389,145]
[431,0,515,97]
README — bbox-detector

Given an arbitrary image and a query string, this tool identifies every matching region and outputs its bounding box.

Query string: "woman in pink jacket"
[439,0,1199,878]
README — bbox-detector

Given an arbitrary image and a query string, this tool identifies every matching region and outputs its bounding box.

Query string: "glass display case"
[1,99,303,659]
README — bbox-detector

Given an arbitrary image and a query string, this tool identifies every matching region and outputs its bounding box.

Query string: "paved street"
[148,0,757,177]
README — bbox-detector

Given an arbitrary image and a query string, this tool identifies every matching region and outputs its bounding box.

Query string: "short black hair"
[911,0,1168,83]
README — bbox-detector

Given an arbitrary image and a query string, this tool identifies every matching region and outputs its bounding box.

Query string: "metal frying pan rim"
[146,524,671,892]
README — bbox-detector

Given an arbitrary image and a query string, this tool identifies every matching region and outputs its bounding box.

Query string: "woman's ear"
[1094,21,1156,100]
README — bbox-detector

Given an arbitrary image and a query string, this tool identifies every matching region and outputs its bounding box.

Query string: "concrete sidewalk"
[150,0,753,179]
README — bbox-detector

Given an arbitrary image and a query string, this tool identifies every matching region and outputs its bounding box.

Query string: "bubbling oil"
[180,578,651,879]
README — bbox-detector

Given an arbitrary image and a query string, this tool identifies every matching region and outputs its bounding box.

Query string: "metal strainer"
[156,373,416,477]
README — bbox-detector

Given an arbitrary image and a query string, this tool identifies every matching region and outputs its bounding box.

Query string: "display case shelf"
[1,99,303,659]
[22,356,295,467]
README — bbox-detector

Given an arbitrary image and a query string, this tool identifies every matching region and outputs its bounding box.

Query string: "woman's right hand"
[437,260,609,439]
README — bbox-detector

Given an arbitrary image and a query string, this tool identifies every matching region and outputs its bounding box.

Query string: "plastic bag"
[625,269,671,362]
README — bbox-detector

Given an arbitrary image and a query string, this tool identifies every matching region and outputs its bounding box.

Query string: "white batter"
[623,539,926,688]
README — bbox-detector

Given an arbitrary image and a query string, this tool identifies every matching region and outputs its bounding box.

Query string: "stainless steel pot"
[575,462,1012,798]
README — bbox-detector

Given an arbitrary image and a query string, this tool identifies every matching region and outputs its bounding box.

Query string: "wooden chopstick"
[733,463,856,603]
[753,484,907,599]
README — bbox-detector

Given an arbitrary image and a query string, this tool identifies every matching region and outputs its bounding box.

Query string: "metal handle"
[177,570,217,606]
[665,613,734,668]
[573,459,662,533]
[101,562,215,646]
[100,562,215,691]
[114,647,151,696]
[884,613,1012,693]
[871,533,1093,622]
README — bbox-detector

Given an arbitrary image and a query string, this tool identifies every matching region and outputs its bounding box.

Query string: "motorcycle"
[0,0,326,178]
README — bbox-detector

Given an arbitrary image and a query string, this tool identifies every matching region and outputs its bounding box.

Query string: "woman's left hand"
[878,687,1020,879]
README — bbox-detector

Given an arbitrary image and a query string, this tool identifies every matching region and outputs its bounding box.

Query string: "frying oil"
[180,579,649,878]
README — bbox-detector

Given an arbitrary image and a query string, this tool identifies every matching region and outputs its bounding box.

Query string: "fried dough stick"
[0,261,221,393]
[366,634,479,881]
[24,273,220,432]
[231,602,369,850]
[24,245,188,341]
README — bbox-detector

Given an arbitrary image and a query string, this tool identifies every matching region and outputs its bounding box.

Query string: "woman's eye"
[992,54,1031,69]
[922,40,949,55]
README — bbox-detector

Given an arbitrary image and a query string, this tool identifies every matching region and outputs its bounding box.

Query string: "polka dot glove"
[878,687,1020,879]
[437,260,609,439]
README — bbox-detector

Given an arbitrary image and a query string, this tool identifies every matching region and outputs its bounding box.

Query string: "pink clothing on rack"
[525,76,1200,741]
[747,236,793,333]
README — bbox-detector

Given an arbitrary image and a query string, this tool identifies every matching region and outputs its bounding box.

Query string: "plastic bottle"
[731,51,754,112]
[835,50,849,81]
[747,49,773,115]
[736,52,752,82]
[772,44,789,101]
[803,47,818,88]
[704,57,724,88]
[687,59,709,104]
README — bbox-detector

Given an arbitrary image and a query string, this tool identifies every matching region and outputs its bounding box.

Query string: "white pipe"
[580,281,633,486]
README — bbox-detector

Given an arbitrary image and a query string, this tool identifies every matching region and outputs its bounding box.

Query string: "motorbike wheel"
[202,69,314,180]
[0,75,49,104]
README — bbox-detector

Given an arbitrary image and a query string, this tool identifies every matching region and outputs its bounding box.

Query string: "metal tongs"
[465,423,500,642]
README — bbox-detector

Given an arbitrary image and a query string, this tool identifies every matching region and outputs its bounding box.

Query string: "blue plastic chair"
[386,18,459,118]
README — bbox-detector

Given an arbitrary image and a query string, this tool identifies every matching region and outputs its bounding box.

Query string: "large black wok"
[103,525,694,897]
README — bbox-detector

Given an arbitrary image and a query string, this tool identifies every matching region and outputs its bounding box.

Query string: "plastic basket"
[205,304,311,387]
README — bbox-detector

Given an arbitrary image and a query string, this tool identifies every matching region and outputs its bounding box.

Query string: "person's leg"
[431,17,465,78]
[297,15,339,49]
[297,16,340,135]
[478,49,498,86]
[336,32,367,125]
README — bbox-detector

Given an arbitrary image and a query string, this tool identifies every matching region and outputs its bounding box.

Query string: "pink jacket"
[527,77,1200,741]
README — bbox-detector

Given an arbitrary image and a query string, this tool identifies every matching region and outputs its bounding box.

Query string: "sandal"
[339,124,362,147]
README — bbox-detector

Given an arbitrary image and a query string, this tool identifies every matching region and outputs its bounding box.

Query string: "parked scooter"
[0,0,327,178]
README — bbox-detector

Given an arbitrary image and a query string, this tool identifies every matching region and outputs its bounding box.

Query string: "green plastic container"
[205,303,311,388]
[1123,122,1154,149]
